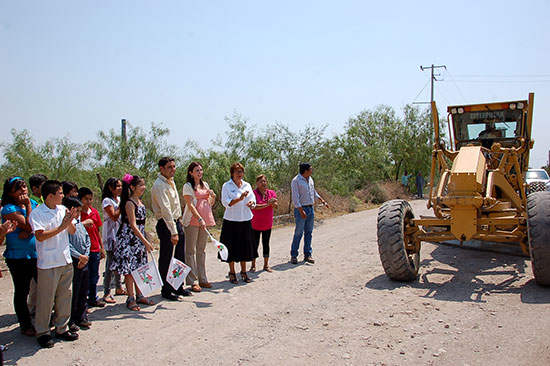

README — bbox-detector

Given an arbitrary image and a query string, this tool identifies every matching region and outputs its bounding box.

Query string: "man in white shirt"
[151,157,190,300]
[29,180,80,348]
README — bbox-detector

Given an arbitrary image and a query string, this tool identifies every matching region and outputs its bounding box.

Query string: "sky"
[1,0,549,168]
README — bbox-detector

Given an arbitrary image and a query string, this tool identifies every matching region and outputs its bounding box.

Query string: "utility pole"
[121,119,128,161]
[420,64,446,105]
[418,64,448,147]
[121,119,127,143]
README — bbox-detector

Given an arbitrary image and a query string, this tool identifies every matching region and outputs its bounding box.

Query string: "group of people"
[401,171,425,199]
[0,158,328,351]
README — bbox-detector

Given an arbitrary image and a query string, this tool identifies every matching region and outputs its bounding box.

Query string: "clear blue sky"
[1,1,549,167]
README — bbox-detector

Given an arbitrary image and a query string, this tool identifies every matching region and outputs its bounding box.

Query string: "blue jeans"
[290,206,314,258]
[87,252,100,305]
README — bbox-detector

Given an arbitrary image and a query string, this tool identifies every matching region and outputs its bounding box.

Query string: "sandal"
[250,265,256,272]
[126,296,140,311]
[115,288,128,296]
[191,284,201,292]
[228,272,238,284]
[263,266,273,273]
[240,271,252,283]
[136,294,155,306]
[103,294,116,303]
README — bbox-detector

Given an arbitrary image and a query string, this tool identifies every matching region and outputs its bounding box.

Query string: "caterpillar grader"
[377,93,550,285]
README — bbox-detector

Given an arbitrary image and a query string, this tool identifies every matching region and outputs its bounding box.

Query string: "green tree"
[88,121,182,184]
[1,129,92,185]
[391,105,434,180]
[338,104,434,186]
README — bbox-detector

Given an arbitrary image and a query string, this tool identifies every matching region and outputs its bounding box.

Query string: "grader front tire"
[527,191,550,286]
[377,199,420,281]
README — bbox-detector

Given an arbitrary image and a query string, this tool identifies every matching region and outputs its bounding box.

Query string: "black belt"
[136,219,145,225]
[302,205,313,208]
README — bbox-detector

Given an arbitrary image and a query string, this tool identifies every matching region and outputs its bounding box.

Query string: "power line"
[435,87,451,105]
[443,69,467,104]
[450,80,550,83]
[450,74,550,78]
[412,80,430,104]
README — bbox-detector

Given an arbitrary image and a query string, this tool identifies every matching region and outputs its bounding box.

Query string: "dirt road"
[1,199,549,365]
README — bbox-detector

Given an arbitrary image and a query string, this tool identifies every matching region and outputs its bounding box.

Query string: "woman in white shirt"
[220,162,256,284]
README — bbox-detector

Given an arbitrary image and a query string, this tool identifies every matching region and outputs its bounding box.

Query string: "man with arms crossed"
[290,163,328,265]
[152,157,190,300]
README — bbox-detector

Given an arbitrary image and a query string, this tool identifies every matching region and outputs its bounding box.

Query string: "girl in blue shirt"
[1,176,38,336]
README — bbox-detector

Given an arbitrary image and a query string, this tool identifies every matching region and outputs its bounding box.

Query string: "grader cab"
[377,93,550,285]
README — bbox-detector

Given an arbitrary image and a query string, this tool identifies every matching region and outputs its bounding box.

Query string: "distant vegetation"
[0,104,435,218]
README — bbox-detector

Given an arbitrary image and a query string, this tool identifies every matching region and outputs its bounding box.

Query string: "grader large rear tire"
[377,199,420,281]
[527,191,550,286]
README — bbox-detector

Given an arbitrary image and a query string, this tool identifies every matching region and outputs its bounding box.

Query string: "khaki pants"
[35,264,73,337]
[184,225,208,285]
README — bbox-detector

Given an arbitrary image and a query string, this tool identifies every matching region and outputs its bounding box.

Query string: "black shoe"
[69,323,80,332]
[290,257,298,264]
[55,330,79,341]
[174,288,192,297]
[161,292,179,301]
[37,334,54,348]
[304,256,315,264]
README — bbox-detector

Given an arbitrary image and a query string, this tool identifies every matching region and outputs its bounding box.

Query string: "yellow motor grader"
[377,93,550,285]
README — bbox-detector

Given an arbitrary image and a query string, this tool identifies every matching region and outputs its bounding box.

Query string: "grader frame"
[377,93,550,285]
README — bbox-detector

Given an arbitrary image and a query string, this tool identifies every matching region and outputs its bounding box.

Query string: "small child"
[77,187,105,308]
[64,197,92,330]
[29,180,80,348]
[61,181,78,205]
[29,174,48,205]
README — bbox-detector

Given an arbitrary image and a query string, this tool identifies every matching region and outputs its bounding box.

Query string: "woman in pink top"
[251,174,278,272]
[182,162,216,292]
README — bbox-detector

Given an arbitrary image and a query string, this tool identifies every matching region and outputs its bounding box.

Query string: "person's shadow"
[0,299,166,366]
[0,327,42,365]
[0,313,17,330]
[366,243,550,304]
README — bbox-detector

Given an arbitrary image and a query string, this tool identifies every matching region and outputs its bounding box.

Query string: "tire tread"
[377,200,419,281]
[527,192,550,286]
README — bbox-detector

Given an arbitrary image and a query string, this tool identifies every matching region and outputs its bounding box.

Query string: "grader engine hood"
[448,146,486,194]
[443,146,487,241]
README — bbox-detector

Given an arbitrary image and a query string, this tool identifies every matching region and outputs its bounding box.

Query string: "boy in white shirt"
[29,180,80,348]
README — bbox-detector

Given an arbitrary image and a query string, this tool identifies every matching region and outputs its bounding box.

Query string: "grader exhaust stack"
[377,93,550,285]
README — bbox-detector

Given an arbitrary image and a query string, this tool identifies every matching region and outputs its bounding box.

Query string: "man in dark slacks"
[151,157,190,300]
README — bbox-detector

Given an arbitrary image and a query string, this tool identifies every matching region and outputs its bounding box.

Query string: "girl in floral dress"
[110,175,154,311]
